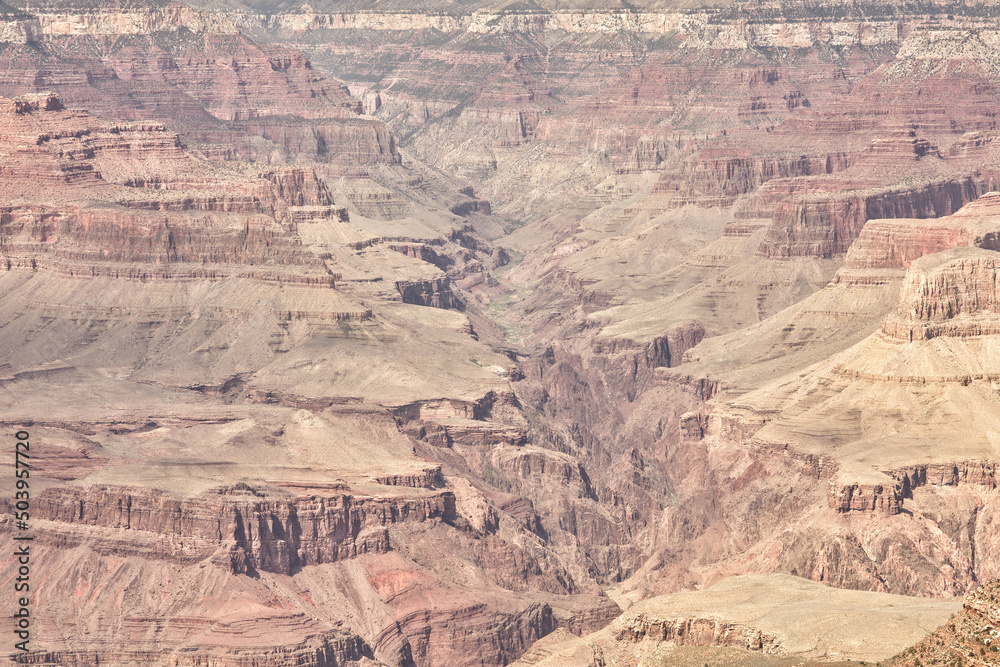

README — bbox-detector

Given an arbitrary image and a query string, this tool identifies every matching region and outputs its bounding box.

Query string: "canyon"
[4,0,1000,665]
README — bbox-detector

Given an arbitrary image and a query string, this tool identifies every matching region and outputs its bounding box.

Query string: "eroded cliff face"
[509,574,963,666]
[25,483,456,574]
[7,0,1000,664]
[0,89,618,667]
[265,2,1000,242]
[883,248,1000,340]
[883,580,1000,667]
[632,199,1000,603]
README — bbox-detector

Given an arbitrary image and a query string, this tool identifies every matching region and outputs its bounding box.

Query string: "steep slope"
[618,196,1000,603]
[881,581,1000,667]
[0,93,620,666]
[8,0,1000,664]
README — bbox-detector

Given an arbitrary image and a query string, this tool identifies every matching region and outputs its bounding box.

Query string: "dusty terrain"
[3,0,1000,665]
[511,574,963,666]
[0,90,606,666]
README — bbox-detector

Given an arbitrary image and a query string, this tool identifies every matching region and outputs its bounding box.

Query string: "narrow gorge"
[3,0,1000,665]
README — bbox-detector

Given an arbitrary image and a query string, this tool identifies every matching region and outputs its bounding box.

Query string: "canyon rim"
[3,0,1000,664]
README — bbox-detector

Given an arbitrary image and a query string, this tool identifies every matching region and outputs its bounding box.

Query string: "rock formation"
[883,581,1000,667]
[7,0,1000,664]
[510,574,962,666]
[0,89,615,666]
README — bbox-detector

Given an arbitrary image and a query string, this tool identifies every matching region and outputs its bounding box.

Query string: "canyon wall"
[6,0,1000,664]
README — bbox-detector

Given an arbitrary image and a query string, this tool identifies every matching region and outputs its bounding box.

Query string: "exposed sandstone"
[759,178,985,259]
[678,149,849,199]
[9,630,374,667]
[14,0,1000,663]
[513,574,963,666]
[889,461,999,493]
[635,190,1000,601]
[0,78,587,667]
[827,481,903,516]
[615,614,780,653]
[882,247,1000,340]
[396,277,455,309]
[23,484,455,575]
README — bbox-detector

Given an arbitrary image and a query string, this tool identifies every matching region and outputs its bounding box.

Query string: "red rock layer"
[0,29,400,170]
[10,632,372,667]
[845,222,976,270]
[23,484,452,574]
[0,94,348,284]
[396,277,455,308]
[759,178,986,259]
[666,149,852,199]
[882,248,1000,340]
[827,482,903,516]
[890,461,998,494]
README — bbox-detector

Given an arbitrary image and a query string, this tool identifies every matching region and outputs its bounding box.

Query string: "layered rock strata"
[26,484,454,574]
[882,248,1000,341]
[0,88,616,667]
[511,574,962,666]
[10,0,1000,663]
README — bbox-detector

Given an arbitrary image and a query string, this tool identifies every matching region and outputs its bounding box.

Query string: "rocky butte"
[3,0,1000,665]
